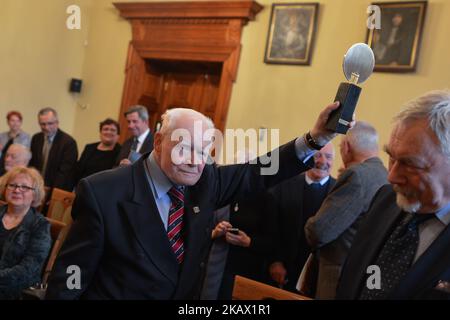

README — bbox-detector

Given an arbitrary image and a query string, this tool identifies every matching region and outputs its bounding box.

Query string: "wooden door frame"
[114,1,263,143]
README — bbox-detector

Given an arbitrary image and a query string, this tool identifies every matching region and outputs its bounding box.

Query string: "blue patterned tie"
[167,186,185,264]
[360,212,434,299]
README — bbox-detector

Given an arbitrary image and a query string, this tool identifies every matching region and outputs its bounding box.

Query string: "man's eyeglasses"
[6,183,35,192]
[39,121,57,126]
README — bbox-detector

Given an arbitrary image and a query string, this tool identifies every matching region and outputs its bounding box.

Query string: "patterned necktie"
[360,212,434,299]
[130,138,138,153]
[167,186,185,264]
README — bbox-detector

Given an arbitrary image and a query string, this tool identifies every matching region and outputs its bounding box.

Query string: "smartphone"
[227,228,240,235]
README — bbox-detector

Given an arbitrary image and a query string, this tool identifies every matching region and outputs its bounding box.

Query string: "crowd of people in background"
[1,89,450,300]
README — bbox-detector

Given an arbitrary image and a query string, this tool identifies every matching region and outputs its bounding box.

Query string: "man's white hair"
[7,144,32,163]
[393,89,450,158]
[345,121,379,154]
[159,108,215,136]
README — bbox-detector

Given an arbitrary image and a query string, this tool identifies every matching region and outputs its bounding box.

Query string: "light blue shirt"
[143,153,174,230]
[305,174,330,186]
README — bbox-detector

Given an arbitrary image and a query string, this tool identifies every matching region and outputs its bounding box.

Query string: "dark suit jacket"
[217,193,277,299]
[29,129,78,191]
[268,173,336,290]
[336,185,450,300]
[0,206,51,299]
[45,140,309,300]
[115,132,153,165]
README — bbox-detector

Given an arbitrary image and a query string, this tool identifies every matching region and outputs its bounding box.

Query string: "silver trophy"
[326,43,375,134]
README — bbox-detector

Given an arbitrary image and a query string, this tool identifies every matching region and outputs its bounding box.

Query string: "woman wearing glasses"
[0,167,51,299]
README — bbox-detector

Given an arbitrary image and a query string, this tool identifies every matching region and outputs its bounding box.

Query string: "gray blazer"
[0,130,31,152]
[304,157,388,299]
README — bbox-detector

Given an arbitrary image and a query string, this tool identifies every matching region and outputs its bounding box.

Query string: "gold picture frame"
[366,1,427,73]
[264,3,319,65]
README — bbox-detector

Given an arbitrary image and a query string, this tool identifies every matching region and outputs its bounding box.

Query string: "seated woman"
[0,167,51,299]
[75,118,121,185]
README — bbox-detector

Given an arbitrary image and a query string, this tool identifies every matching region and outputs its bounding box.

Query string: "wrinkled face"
[4,173,35,209]
[8,115,22,132]
[39,112,59,137]
[386,119,450,213]
[155,117,212,186]
[4,146,28,171]
[100,124,119,146]
[126,112,148,137]
[308,143,335,181]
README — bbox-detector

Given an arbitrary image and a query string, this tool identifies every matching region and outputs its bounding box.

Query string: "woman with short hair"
[0,166,51,299]
[0,111,31,175]
[74,118,121,185]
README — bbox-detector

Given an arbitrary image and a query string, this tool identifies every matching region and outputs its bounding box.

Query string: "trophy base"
[326,82,361,134]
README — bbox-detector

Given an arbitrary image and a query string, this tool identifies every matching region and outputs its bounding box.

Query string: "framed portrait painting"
[366,1,427,72]
[264,3,319,65]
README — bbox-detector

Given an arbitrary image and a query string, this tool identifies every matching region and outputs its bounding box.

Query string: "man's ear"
[154,132,163,154]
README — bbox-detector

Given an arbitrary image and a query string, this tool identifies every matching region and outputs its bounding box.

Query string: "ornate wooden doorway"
[114,1,262,142]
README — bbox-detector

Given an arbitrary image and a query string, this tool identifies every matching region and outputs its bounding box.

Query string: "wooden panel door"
[137,59,221,134]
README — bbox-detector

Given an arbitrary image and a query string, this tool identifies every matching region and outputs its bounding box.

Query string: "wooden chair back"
[232,276,312,300]
[46,188,75,225]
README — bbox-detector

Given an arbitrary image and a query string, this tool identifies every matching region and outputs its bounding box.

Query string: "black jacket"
[46,140,310,299]
[0,206,51,299]
[30,129,78,191]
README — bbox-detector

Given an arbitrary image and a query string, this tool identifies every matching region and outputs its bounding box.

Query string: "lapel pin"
[193,206,200,214]
[234,203,239,212]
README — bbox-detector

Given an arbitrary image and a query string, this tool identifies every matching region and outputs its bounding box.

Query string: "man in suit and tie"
[116,105,153,166]
[45,102,345,300]
[337,90,450,300]
[304,121,388,299]
[29,108,78,191]
[268,142,336,293]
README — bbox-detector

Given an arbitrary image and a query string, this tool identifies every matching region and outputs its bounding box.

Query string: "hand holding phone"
[227,228,240,235]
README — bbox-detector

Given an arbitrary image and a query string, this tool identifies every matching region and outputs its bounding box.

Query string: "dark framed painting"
[366,1,427,72]
[264,3,319,65]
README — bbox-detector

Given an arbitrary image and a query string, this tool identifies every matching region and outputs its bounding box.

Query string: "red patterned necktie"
[167,186,185,264]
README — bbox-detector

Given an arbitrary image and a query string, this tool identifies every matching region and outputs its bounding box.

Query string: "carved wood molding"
[114,1,262,23]
[114,1,262,134]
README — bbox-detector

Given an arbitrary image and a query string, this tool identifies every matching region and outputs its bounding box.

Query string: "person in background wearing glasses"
[29,108,78,191]
[0,167,51,299]
[0,144,32,176]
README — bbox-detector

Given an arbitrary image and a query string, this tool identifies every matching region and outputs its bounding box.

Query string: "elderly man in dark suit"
[45,102,344,300]
[116,105,153,166]
[268,142,336,293]
[304,121,388,299]
[29,108,78,191]
[337,90,450,300]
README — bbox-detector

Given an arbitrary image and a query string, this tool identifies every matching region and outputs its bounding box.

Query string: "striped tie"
[167,186,185,264]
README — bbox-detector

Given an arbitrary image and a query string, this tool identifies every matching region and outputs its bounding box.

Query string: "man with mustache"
[46,102,343,300]
[268,142,336,293]
[304,121,387,299]
[337,90,450,300]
